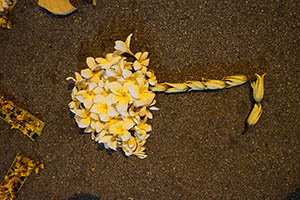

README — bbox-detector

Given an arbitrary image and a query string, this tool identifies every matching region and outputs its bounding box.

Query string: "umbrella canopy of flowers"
[67,34,158,159]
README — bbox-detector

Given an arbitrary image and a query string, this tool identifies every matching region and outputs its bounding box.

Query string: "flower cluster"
[67,34,158,159]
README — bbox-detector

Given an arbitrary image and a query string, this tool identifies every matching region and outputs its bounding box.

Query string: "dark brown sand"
[0,0,299,199]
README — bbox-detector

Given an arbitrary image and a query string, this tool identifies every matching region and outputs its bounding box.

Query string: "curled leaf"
[251,73,266,103]
[247,103,263,126]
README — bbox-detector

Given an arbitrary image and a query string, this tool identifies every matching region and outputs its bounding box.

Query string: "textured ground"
[0,0,300,199]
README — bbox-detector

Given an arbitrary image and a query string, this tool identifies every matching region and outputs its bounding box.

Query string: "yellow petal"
[135,52,142,60]
[122,69,132,79]
[125,33,133,50]
[83,96,93,109]
[78,117,90,128]
[127,83,141,99]
[141,52,149,60]
[81,68,93,79]
[92,121,104,133]
[86,57,96,69]
[108,106,118,117]
[95,57,106,64]
[120,131,131,141]
[117,98,128,112]
[108,82,123,96]
[133,61,142,70]
[99,113,111,122]
[247,103,263,126]
[76,109,88,118]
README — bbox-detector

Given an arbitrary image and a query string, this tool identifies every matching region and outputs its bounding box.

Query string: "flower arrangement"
[67,34,266,159]
[67,34,158,159]
[0,95,45,141]
[0,154,44,200]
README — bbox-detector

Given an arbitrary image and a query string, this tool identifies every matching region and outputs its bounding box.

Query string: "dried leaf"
[38,0,76,15]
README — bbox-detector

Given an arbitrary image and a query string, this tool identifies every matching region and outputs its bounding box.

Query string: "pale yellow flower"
[251,73,266,103]
[97,133,119,150]
[134,118,152,141]
[128,79,155,107]
[75,83,104,109]
[90,95,118,122]
[95,53,121,70]
[122,136,137,156]
[74,109,92,128]
[80,58,102,83]
[109,119,134,141]
[133,52,149,71]
[107,81,132,112]
[114,33,134,55]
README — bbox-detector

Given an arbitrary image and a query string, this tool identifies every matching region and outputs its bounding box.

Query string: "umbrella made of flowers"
[67,34,266,159]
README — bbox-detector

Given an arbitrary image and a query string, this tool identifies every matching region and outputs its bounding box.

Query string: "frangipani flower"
[108,81,132,112]
[114,33,134,55]
[122,136,137,156]
[95,53,121,70]
[90,95,118,122]
[251,73,266,103]
[75,83,103,109]
[109,119,134,141]
[134,52,149,71]
[67,34,159,159]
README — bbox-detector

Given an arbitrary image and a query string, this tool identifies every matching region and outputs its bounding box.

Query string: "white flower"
[114,33,134,55]
[109,119,134,141]
[90,95,118,122]
[75,83,104,109]
[134,52,149,71]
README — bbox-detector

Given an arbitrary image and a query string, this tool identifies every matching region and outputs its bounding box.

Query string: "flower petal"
[86,57,96,70]
[108,82,123,96]
[83,96,93,109]
[114,41,127,52]
[81,68,93,79]
[76,109,88,118]
[77,117,90,128]
[117,98,128,112]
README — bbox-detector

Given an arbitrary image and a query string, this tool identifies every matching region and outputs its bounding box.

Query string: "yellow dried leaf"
[38,0,76,15]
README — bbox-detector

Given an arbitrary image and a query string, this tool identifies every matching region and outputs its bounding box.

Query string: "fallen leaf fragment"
[38,0,76,16]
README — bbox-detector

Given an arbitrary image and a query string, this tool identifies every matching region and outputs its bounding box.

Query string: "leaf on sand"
[38,0,76,16]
